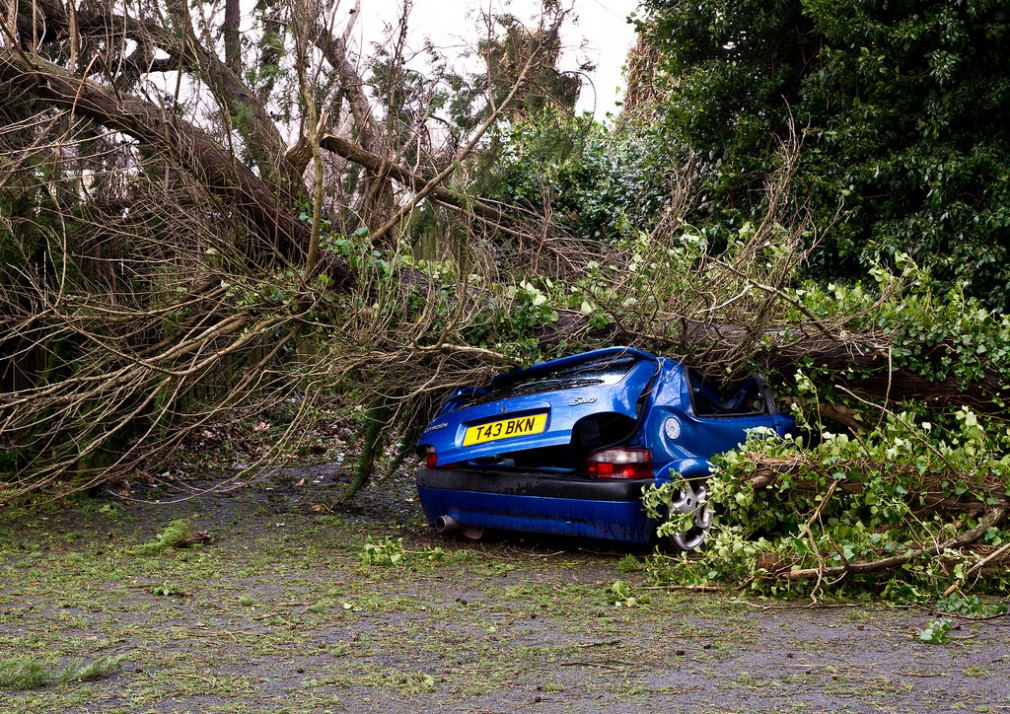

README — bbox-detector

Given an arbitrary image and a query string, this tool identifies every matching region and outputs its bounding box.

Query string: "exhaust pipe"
[435,515,459,534]
[434,515,484,540]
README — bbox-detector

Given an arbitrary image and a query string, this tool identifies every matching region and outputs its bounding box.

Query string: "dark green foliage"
[477,111,676,242]
[640,0,815,191]
[801,0,1010,300]
[639,0,1010,308]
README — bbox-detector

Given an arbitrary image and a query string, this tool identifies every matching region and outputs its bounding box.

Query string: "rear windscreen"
[463,355,640,407]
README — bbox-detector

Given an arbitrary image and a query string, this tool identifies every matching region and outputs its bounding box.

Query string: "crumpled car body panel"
[419,347,657,467]
[416,347,794,544]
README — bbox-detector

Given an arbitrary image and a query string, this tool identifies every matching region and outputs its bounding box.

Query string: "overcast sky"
[353,0,641,119]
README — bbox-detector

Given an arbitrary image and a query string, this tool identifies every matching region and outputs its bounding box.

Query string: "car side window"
[686,370,772,418]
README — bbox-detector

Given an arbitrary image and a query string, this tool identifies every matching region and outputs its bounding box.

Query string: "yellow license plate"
[463,414,548,446]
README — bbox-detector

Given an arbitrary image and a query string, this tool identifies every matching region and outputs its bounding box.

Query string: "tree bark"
[305,5,395,230]
[16,1,300,190]
[223,0,242,74]
[319,134,507,224]
[746,454,1004,517]
[0,48,348,284]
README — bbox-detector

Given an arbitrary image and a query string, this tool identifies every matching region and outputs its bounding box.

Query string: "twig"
[942,541,1010,597]
[640,584,728,592]
[783,505,1007,581]
[797,479,840,601]
[558,662,627,671]
[366,13,562,244]
[834,385,963,476]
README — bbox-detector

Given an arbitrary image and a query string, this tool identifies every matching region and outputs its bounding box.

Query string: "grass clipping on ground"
[126,518,210,555]
[0,655,125,690]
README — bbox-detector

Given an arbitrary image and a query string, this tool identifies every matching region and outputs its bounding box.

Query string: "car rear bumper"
[416,467,656,544]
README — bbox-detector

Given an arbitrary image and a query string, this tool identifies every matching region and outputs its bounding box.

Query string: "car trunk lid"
[419,348,659,468]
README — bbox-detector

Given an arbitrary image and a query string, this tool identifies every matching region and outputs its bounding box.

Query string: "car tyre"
[661,478,713,553]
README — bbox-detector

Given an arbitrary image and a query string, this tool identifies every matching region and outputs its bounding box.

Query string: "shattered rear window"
[463,355,640,407]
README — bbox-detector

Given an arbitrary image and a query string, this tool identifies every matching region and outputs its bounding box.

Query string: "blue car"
[416,347,793,550]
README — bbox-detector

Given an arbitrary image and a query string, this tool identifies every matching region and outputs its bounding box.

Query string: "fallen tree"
[2,0,1010,571]
[0,0,599,498]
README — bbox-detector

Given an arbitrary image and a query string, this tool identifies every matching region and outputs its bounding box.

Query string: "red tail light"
[585,448,653,479]
[425,447,438,468]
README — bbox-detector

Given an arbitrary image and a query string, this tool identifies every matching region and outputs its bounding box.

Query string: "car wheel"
[664,479,713,552]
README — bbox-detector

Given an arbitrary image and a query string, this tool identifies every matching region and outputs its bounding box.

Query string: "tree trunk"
[0,49,350,283]
[223,0,242,74]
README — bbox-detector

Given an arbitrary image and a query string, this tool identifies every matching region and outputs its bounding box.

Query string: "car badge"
[569,396,598,406]
[421,421,449,435]
[500,407,508,414]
